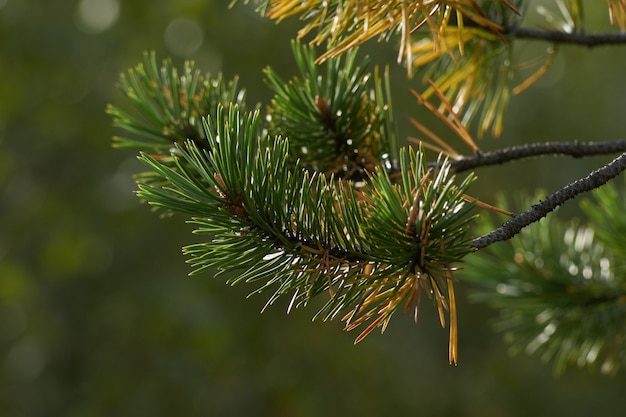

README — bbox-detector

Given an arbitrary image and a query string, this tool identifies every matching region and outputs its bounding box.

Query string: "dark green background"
[1,1,625,416]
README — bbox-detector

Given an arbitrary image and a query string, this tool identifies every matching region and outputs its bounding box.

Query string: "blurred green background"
[1,1,626,416]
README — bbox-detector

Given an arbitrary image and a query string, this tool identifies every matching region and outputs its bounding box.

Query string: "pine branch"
[506,27,626,47]
[110,1,626,372]
[471,152,626,250]
[449,140,626,173]
[132,99,477,361]
[109,45,485,361]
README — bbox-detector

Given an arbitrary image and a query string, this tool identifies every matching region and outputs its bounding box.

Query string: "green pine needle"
[463,193,626,374]
[581,176,626,269]
[107,51,247,154]
[110,42,477,361]
[135,104,475,357]
[264,40,398,180]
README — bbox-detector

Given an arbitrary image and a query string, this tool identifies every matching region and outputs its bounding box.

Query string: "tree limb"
[471,152,626,250]
[450,140,626,173]
[506,28,626,47]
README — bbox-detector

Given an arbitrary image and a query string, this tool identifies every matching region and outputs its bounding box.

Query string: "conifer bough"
[109,45,477,365]
[109,0,626,372]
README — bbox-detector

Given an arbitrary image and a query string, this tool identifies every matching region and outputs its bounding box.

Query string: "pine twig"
[506,28,626,47]
[449,140,626,173]
[471,152,626,249]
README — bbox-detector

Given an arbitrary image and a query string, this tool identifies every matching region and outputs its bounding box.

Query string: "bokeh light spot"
[164,18,204,57]
[75,0,120,34]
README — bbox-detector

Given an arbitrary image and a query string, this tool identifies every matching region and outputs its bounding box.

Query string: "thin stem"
[450,140,626,173]
[471,152,626,250]
[506,28,626,47]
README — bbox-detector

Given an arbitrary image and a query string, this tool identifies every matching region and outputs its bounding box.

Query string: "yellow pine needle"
[354,313,387,344]
[412,48,446,68]
[412,89,459,135]
[426,55,476,95]
[447,274,458,365]
[353,278,414,343]
[358,285,401,312]
[412,278,422,323]
[491,86,510,137]
[411,32,457,68]
[342,284,383,325]
[343,284,386,327]
[451,75,476,115]
[437,231,459,364]
[410,138,458,158]
[316,15,391,61]
[344,308,376,331]
[432,278,447,328]
[461,8,501,30]
[410,8,435,36]
[412,86,478,154]
[608,0,626,29]
[479,85,504,136]
[512,47,558,95]
[425,79,478,151]
[462,194,512,216]
[456,9,465,55]
[403,273,421,316]
[398,0,412,70]
[345,268,429,343]
[266,0,313,21]
[380,314,393,334]
[609,0,617,25]
[340,307,360,328]
[411,37,438,54]
[269,0,515,70]
[435,5,454,61]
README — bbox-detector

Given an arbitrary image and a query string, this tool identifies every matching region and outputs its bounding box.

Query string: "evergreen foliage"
[110,0,626,373]
[110,44,477,363]
[264,41,398,179]
[463,189,626,375]
[108,51,247,154]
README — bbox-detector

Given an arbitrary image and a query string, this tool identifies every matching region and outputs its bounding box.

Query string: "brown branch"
[506,28,626,47]
[470,152,626,250]
[449,140,626,173]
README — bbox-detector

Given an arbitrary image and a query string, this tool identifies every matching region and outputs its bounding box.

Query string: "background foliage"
[1,1,626,416]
